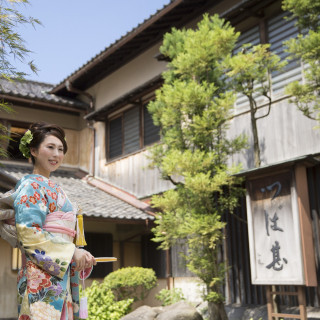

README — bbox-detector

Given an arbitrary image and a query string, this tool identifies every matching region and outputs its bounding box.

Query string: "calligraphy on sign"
[246,171,305,285]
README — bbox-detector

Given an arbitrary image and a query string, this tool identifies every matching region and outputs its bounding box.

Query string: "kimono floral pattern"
[14,174,80,320]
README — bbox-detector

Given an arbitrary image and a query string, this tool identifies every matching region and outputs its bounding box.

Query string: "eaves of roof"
[235,154,320,179]
[84,75,163,121]
[0,78,88,113]
[50,0,278,99]
[0,94,87,115]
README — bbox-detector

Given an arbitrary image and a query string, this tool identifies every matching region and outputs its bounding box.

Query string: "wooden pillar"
[119,241,124,268]
[266,286,274,320]
[166,249,171,289]
[295,165,317,286]
[298,286,307,320]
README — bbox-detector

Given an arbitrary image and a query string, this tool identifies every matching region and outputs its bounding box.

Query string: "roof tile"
[0,162,154,221]
[0,78,88,109]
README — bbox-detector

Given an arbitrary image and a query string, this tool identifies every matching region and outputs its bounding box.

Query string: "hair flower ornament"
[19,130,33,158]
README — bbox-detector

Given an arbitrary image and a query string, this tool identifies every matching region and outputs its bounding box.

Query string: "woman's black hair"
[28,122,68,164]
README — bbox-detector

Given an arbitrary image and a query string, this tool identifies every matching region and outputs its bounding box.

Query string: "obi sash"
[43,210,93,279]
[43,210,76,242]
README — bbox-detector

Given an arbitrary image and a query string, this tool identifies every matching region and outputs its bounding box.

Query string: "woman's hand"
[72,248,97,272]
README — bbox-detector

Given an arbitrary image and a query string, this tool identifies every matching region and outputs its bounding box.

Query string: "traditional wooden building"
[0,80,160,319]
[1,0,320,319]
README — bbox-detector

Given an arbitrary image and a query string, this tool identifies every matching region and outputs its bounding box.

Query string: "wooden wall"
[228,99,320,170]
[97,150,174,199]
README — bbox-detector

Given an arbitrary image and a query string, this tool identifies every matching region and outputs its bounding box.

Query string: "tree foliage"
[104,267,157,302]
[82,280,133,320]
[282,0,320,120]
[0,0,40,78]
[225,44,286,167]
[82,267,157,319]
[0,0,40,158]
[148,14,246,320]
[155,288,185,306]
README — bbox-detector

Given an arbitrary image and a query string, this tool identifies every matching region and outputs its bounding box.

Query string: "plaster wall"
[172,277,205,305]
[108,241,142,271]
[63,128,80,167]
[87,44,167,111]
[0,239,18,319]
[94,121,106,177]
[78,126,93,173]
[84,219,117,234]
[124,241,141,267]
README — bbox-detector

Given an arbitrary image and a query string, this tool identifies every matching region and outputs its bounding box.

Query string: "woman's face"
[31,135,65,178]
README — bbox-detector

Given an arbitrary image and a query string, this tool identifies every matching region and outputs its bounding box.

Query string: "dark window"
[109,117,122,159]
[124,106,140,154]
[141,234,166,278]
[107,103,160,160]
[85,232,113,278]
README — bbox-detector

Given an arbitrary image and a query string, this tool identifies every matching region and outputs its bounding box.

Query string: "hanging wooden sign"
[246,166,316,286]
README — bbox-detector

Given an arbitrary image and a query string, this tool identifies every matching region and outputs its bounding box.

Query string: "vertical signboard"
[246,170,305,285]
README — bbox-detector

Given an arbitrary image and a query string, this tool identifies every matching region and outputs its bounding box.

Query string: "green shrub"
[83,280,133,320]
[104,266,157,301]
[155,288,185,306]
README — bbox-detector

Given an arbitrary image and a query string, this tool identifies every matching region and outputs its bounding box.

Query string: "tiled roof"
[0,78,88,109]
[0,162,154,221]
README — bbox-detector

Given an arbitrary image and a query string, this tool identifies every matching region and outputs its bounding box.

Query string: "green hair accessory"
[19,130,33,158]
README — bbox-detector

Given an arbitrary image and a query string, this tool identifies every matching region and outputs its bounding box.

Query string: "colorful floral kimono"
[13,174,82,320]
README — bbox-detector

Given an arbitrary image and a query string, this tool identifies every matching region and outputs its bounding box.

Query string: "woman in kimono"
[13,122,96,320]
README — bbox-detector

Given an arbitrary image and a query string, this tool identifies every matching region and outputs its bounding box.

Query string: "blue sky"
[15,0,171,84]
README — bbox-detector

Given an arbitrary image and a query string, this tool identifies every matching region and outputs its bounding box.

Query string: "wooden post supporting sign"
[266,286,307,320]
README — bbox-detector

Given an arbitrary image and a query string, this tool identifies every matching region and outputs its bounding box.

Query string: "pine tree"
[147,14,246,320]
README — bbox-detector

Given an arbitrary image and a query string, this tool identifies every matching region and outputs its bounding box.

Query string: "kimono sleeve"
[14,180,75,279]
